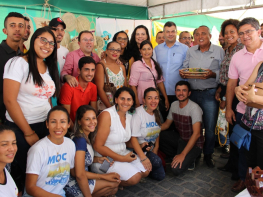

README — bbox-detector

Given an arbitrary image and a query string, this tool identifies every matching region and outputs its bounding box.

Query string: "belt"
[192,88,216,92]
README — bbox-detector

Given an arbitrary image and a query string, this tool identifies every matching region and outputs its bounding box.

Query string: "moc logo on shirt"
[47,153,67,164]
[146,122,158,128]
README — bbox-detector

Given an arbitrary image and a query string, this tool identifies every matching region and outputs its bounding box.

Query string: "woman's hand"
[102,172,121,182]
[97,157,114,166]
[141,157,152,171]
[235,85,248,103]
[122,152,137,162]
[165,98,170,111]
[140,142,152,151]
[244,84,256,104]
[215,88,221,101]
[25,133,39,146]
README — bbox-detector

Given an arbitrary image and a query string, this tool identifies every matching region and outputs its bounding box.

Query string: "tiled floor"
[116,148,237,197]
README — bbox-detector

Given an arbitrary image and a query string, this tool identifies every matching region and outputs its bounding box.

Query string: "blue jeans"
[235,112,247,181]
[146,151,165,181]
[190,88,218,155]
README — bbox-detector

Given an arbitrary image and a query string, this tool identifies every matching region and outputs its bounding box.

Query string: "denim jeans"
[5,120,49,193]
[235,112,247,181]
[146,151,165,181]
[190,88,218,155]
[171,138,202,176]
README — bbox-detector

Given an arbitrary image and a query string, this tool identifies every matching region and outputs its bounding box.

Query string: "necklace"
[47,136,63,162]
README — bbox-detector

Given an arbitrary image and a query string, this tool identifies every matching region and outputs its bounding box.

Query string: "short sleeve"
[26,145,43,175]
[131,109,143,137]
[90,84,97,101]
[4,57,26,83]
[59,83,73,105]
[228,53,239,79]
[167,102,176,120]
[129,61,141,86]
[190,102,203,125]
[73,137,87,151]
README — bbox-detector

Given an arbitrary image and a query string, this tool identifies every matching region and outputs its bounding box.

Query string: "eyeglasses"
[82,39,94,42]
[108,48,121,53]
[181,37,191,40]
[117,37,128,42]
[37,37,55,48]
[238,29,256,37]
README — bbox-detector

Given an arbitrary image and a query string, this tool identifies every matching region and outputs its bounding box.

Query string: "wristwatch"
[222,96,226,101]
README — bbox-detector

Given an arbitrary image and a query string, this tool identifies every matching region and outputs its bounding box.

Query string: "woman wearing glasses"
[112,31,132,75]
[3,26,60,194]
[94,41,127,109]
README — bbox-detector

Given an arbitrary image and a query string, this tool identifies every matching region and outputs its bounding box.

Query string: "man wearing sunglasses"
[227,17,263,193]
[61,30,100,87]
[49,17,69,75]
[0,12,24,124]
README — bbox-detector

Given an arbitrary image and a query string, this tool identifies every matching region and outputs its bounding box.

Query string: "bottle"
[106,92,113,105]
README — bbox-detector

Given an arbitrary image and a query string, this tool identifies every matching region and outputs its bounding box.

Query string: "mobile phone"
[130,153,136,158]
[142,142,154,152]
[99,156,113,173]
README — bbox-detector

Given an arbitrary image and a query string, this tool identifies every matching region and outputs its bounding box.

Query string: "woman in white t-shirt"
[3,26,60,193]
[131,87,165,181]
[0,125,18,197]
[93,87,149,187]
[64,105,120,197]
[24,106,75,197]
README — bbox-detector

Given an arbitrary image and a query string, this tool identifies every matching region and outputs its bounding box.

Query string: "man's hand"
[201,69,215,79]
[215,88,221,101]
[179,70,186,79]
[64,75,78,87]
[225,108,236,125]
[171,153,185,169]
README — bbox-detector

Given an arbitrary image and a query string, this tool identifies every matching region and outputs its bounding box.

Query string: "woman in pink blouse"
[129,40,169,109]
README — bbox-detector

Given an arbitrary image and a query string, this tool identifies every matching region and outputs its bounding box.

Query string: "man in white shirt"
[49,17,69,72]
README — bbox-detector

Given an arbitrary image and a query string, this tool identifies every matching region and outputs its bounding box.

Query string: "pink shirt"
[228,41,263,114]
[61,48,100,80]
[129,59,163,104]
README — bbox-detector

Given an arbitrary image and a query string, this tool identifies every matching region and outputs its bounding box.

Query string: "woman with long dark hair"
[130,87,165,181]
[129,40,169,109]
[3,26,60,192]
[64,105,120,197]
[112,31,132,74]
[129,25,150,63]
[92,87,149,187]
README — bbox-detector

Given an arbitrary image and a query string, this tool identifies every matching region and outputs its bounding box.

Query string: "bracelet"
[140,157,148,163]
[24,131,35,137]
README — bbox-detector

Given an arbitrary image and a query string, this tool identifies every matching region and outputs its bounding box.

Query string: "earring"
[79,126,83,133]
[116,104,119,112]
[143,105,147,111]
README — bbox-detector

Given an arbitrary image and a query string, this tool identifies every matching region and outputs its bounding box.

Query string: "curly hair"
[221,19,240,37]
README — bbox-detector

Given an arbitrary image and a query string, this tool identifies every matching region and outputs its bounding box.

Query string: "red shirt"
[59,77,97,122]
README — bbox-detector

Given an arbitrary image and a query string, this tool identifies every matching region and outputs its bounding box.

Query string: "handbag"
[215,105,229,146]
[230,110,259,151]
[145,66,166,112]
[97,61,117,112]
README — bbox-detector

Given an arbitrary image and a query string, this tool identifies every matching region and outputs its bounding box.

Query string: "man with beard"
[0,12,24,124]
[156,31,165,45]
[61,30,100,87]
[60,56,97,128]
[19,16,31,53]
[179,31,191,48]
[49,17,69,73]
[159,81,204,175]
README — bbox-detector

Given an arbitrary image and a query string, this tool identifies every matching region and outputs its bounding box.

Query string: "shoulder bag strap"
[145,65,158,89]
[258,62,263,76]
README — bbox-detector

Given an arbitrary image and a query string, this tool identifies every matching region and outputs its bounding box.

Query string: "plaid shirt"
[219,43,244,86]
[172,113,204,149]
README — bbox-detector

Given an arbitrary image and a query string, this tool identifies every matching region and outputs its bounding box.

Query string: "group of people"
[0,10,263,197]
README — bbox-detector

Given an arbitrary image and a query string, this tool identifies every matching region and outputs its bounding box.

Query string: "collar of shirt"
[196,42,213,52]
[164,40,180,48]
[141,58,155,69]
[241,40,263,55]
[75,76,91,92]
[77,48,94,57]
[0,40,22,55]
